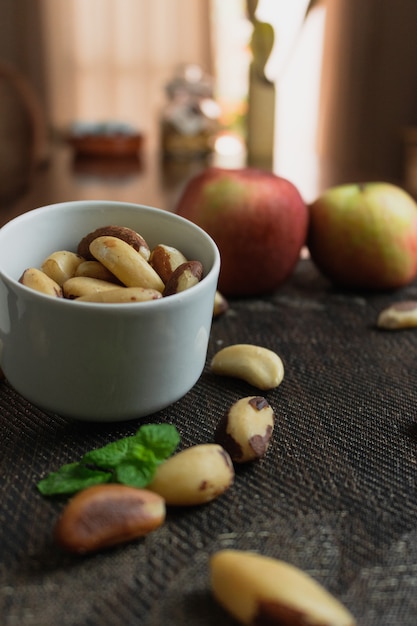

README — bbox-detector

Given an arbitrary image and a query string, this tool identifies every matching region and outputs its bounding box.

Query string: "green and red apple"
[175,167,308,296]
[307,182,417,290]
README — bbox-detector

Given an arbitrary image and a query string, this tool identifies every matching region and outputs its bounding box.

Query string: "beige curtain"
[317,0,417,190]
[39,0,212,149]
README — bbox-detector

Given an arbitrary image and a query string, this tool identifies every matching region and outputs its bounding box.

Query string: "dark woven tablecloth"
[2,258,417,626]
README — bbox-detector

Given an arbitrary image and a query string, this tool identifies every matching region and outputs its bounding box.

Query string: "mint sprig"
[37,423,180,496]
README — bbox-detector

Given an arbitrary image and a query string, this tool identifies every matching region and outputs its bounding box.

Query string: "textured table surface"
[2,258,417,626]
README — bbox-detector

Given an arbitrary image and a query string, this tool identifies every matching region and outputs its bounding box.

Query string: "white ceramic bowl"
[0,201,220,422]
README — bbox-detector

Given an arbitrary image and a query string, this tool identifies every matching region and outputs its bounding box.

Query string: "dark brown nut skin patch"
[149,244,188,283]
[215,396,274,463]
[163,260,203,296]
[54,484,166,554]
[77,225,150,261]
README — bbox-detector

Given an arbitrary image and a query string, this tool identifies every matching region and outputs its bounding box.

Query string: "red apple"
[175,167,308,296]
[308,182,417,290]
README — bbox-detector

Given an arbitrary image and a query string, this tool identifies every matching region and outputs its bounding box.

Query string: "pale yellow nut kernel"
[211,344,284,390]
[77,287,163,304]
[41,250,84,286]
[90,236,164,292]
[210,550,356,626]
[62,276,123,299]
[75,260,119,283]
[377,300,417,330]
[148,444,234,506]
[19,267,63,298]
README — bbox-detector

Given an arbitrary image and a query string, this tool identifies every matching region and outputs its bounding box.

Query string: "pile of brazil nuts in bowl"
[18,224,206,303]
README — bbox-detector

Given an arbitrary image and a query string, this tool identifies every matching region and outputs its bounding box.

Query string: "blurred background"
[1,0,417,216]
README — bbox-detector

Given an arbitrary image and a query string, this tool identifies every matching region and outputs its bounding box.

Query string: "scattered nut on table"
[210,550,356,626]
[211,344,284,390]
[148,444,234,506]
[214,396,275,463]
[377,300,417,329]
[213,290,229,318]
[54,484,166,554]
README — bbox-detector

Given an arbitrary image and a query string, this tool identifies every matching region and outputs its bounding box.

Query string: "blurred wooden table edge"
[0,138,211,228]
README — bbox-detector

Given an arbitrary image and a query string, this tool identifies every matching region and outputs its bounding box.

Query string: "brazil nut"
[41,250,84,286]
[77,225,151,261]
[377,300,417,329]
[149,243,188,283]
[148,444,234,506]
[54,484,166,554]
[77,287,163,304]
[62,276,124,299]
[210,550,356,626]
[75,260,120,283]
[163,260,203,296]
[211,344,284,390]
[19,267,63,297]
[90,236,165,292]
[215,396,275,463]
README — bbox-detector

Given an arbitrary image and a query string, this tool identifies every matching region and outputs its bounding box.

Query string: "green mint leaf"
[37,462,112,496]
[115,459,157,488]
[128,444,156,464]
[81,436,135,469]
[37,422,181,497]
[134,423,180,462]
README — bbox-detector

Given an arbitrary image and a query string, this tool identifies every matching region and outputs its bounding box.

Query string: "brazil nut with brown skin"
[377,300,417,329]
[148,444,234,506]
[149,243,188,283]
[210,550,356,626]
[163,260,203,296]
[54,484,166,554]
[77,225,151,261]
[213,290,229,318]
[215,396,275,463]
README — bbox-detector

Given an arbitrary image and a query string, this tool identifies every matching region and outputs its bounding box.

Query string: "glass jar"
[161,64,220,159]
